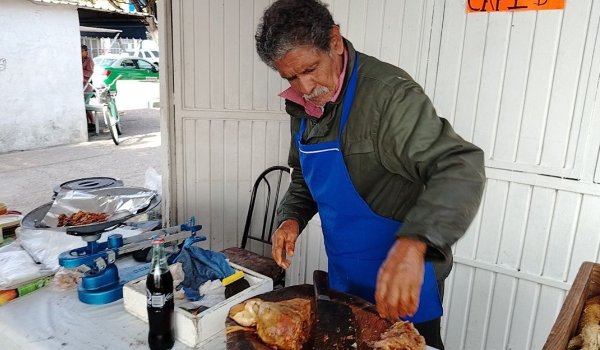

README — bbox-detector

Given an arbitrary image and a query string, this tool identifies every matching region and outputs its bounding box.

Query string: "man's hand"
[375,237,427,321]
[271,219,300,269]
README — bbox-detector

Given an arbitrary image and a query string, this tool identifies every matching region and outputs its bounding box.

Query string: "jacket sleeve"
[378,81,485,261]
[275,116,319,233]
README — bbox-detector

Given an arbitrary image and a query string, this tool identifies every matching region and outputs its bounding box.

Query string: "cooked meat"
[57,211,109,227]
[568,295,600,350]
[229,298,312,350]
[256,298,312,350]
[371,321,426,350]
[229,298,261,327]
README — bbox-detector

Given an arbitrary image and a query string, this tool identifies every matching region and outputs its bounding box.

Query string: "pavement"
[0,107,161,215]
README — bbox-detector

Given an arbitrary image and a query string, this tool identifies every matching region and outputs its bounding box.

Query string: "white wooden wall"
[165,0,600,349]
[429,0,600,181]
[170,0,291,250]
[425,1,600,349]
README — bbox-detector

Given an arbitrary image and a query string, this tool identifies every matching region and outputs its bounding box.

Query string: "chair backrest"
[241,166,291,249]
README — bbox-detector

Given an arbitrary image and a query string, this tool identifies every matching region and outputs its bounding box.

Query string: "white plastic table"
[0,268,436,350]
[0,285,224,350]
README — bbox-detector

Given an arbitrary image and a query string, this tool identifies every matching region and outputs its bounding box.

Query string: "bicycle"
[84,75,122,145]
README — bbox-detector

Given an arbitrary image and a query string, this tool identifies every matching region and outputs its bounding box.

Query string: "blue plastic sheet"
[175,236,235,301]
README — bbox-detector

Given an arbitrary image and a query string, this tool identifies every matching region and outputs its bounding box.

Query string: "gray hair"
[255,0,335,69]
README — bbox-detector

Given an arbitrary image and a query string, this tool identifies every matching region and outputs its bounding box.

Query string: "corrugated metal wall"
[167,0,600,348]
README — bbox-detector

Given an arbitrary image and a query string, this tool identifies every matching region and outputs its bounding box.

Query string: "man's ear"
[330,25,344,56]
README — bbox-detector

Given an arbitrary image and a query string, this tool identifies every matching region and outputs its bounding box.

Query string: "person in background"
[256,1,486,348]
[81,45,95,132]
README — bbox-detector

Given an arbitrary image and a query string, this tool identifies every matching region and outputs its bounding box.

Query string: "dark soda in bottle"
[147,238,175,350]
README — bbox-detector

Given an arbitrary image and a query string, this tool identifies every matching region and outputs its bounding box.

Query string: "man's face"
[273,27,344,107]
[81,49,88,58]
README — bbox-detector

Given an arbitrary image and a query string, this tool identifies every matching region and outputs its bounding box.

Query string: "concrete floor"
[0,108,161,215]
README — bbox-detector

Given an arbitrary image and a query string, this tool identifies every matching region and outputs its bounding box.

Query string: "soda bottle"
[147,238,175,350]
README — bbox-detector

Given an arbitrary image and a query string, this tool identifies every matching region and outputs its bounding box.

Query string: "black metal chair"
[222,165,291,288]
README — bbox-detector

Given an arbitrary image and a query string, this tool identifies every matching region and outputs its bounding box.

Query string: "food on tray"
[567,295,600,350]
[371,321,426,350]
[57,211,110,227]
[228,295,425,350]
[229,298,312,350]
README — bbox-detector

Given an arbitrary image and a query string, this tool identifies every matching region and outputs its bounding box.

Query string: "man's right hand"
[271,219,300,269]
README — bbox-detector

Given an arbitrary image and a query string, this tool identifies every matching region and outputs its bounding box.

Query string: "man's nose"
[295,76,315,96]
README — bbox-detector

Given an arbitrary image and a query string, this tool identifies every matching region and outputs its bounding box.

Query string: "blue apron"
[295,55,443,324]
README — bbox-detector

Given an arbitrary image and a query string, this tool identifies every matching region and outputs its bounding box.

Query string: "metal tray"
[21,187,161,236]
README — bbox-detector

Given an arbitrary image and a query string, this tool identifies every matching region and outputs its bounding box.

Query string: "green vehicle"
[92,55,159,92]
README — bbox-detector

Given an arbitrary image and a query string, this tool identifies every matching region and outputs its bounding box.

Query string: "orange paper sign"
[467,0,565,12]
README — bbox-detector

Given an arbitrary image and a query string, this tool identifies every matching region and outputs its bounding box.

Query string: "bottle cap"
[152,237,165,244]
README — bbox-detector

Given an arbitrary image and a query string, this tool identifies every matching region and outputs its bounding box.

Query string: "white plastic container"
[0,214,21,243]
[123,262,273,347]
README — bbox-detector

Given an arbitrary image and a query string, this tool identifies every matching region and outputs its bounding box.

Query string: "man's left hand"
[375,237,427,321]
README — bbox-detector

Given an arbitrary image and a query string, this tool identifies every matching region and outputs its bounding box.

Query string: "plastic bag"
[17,227,82,271]
[17,226,146,271]
[170,262,184,288]
[144,167,162,195]
[198,279,226,307]
[0,242,49,289]
[170,263,186,300]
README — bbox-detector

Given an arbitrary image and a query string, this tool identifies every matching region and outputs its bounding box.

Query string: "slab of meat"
[371,321,425,350]
[229,298,312,350]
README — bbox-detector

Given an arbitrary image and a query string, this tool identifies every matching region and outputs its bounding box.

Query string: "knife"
[313,270,357,349]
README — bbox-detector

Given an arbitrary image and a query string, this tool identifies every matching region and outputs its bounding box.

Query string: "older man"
[256,1,485,347]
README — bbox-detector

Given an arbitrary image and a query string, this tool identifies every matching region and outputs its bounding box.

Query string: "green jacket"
[276,39,485,280]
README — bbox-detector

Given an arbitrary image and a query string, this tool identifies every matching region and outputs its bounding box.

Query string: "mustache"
[303,86,330,100]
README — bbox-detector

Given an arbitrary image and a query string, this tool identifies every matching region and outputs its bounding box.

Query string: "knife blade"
[313,270,357,349]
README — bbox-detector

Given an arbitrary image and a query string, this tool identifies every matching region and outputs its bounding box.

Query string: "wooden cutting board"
[226,284,392,350]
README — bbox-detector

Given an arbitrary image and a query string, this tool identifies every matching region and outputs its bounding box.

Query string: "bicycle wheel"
[109,99,122,135]
[104,99,120,145]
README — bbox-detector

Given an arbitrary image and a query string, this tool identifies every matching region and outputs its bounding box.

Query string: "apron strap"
[299,117,307,137]
[338,53,359,139]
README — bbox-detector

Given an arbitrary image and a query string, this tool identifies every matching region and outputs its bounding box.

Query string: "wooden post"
[543,262,600,349]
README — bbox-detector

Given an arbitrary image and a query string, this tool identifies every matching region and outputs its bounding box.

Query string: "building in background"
[0,0,152,153]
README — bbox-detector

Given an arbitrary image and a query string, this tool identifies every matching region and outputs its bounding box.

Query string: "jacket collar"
[332,38,357,106]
